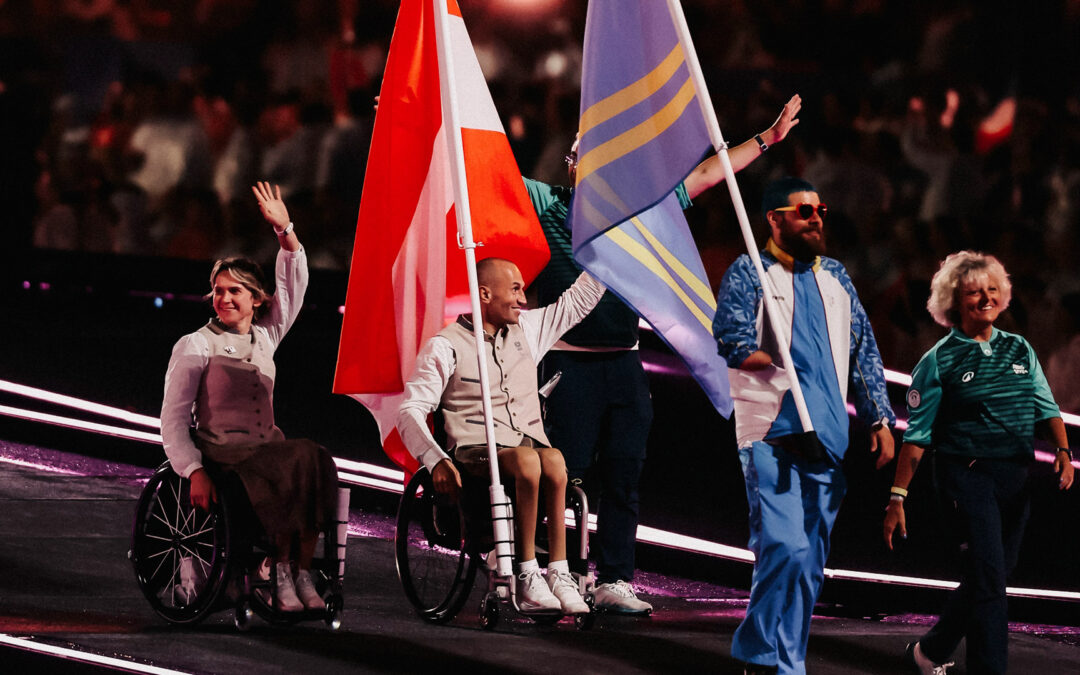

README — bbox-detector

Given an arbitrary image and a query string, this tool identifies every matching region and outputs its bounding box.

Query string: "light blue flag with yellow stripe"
[569,0,731,416]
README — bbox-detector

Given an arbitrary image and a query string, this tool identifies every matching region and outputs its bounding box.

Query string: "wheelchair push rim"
[395,468,477,623]
[130,463,233,624]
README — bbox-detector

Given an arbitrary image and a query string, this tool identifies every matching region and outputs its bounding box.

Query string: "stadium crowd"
[3,0,1079,411]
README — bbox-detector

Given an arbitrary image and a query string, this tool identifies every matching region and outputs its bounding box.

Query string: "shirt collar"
[455,314,502,341]
[949,326,999,343]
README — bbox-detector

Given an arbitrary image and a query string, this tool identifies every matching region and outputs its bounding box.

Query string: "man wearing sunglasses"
[524,96,803,614]
[714,177,895,674]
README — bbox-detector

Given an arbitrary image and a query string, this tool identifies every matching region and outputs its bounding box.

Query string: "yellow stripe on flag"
[576,77,697,184]
[603,226,713,330]
[628,217,715,310]
[578,43,685,134]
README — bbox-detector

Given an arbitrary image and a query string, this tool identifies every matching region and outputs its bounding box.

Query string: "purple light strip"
[2,379,1079,602]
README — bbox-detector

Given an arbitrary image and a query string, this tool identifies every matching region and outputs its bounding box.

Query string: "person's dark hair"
[205,257,272,320]
[762,177,817,219]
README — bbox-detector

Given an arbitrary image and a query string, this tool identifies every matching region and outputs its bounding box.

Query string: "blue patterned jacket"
[712,240,895,459]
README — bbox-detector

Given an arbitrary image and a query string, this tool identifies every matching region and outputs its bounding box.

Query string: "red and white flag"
[333,0,549,474]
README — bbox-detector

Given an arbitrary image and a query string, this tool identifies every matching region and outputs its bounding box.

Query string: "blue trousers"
[732,441,846,675]
[920,455,1030,675]
[541,350,651,584]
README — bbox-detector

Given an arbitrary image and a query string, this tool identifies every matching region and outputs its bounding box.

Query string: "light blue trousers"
[731,441,846,675]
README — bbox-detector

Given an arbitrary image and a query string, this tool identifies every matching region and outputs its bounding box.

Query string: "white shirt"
[160,247,309,478]
[398,272,606,472]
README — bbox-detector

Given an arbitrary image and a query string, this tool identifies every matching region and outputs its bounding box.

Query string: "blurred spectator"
[1047,294,1080,415]
[314,87,371,269]
[125,79,211,213]
[7,0,1080,372]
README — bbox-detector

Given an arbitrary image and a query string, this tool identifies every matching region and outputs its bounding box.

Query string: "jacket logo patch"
[224,345,236,354]
[907,389,921,408]
[961,371,974,383]
[1012,363,1028,375]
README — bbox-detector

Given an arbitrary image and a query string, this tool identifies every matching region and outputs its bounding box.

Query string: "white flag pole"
[665,0,815,436]
[432,0,514,577]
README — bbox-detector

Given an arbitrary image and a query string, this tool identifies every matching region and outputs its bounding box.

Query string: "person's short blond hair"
[926,250,1011,328]
[205,257,271,320]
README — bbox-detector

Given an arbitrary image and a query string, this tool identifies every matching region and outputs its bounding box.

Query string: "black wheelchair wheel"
[395,469,477,623]
[129,463,233,624]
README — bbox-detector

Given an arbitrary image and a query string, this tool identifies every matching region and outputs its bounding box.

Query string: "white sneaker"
[294,569,324,610]
[906,642,954,675]
[592,580,652,614]
[515,569,561,612]
[274,562,304,612]
[547,568,589,614]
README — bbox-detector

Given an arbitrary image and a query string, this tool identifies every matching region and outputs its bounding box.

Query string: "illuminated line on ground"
[0,405,163,444]
[635,524,756,562]
[335,471,406,493]
[0,379,161,428]
[0,633,194,675]
[3,380,1079,602]
[334,458,405,482]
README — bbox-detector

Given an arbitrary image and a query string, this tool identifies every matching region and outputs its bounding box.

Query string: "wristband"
[754,133,768,153]
[889,493,904,503]
[889,485,908,498]
[1057,447,1074,461]
[274,222,294,237]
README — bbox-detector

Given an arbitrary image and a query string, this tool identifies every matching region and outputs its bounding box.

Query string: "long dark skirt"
[198,438,338,538]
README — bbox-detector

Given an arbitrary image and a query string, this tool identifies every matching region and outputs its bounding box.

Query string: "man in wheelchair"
[398,257,605,614]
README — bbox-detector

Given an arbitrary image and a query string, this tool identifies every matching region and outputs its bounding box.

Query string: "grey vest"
[438,316,549,449]
[193,320,284,447]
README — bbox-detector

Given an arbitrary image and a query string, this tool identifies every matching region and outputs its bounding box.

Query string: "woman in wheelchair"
[398,257,606,615]
[159,181,338,612]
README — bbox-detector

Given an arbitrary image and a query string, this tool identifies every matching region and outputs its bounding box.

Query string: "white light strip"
[823,568,957,589]
[884,368,912,387]
[635,524,756,562]
[3,380,1078,603]
[0,379,161,428]
[335,471,406,493]
[0,634,193,675]
[334,458,405,482]
[0,405,163,444]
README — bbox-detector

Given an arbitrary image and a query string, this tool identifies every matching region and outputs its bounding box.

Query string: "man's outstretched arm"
[684,94,801,200]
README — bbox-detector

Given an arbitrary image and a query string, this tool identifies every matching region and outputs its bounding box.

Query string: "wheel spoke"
[151,492,180,535]
[168,478,184,532]
[149,545,173,583]
[180,525,215,541]
[164,548,179,606]
[178,543,212,569]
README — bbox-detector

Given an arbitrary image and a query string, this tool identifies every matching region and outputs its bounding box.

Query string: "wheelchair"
[129,461,348,630]
[395,466,596,630]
